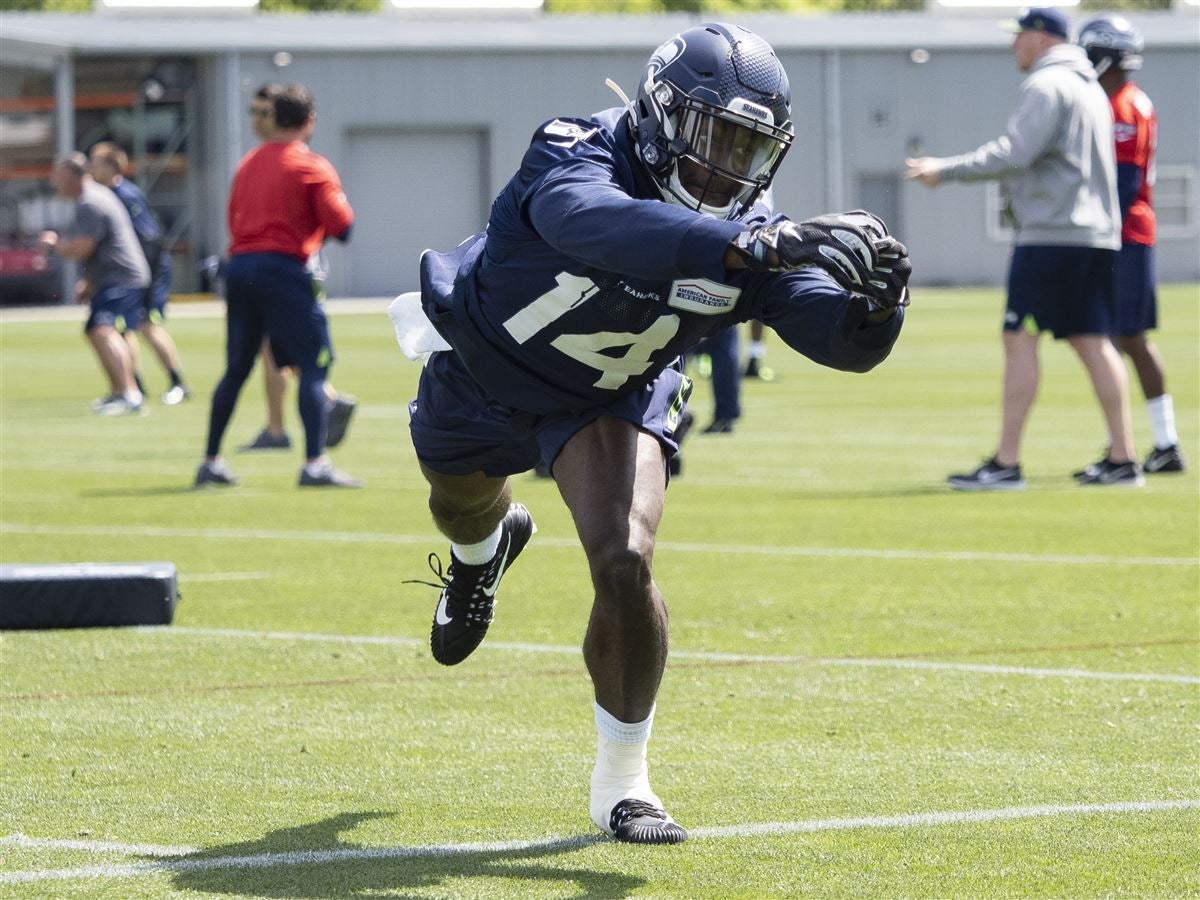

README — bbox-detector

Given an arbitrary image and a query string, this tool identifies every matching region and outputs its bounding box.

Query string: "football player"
[1077,16,1186,475]
[404,23,910,843]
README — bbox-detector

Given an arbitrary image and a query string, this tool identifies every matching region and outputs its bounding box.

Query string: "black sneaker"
[946,457,1025,492]
[239,429,291,451]
[702,417,735,435]
[194,460,239,487]
[1072,454,1108,481]
[423,503,536,666]
[1076,458,1144,487]
[1143,444,1187,475]
[325,393,357,449]
[298,463,364,488]
[608,799,688,845]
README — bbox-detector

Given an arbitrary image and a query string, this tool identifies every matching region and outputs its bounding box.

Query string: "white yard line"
[3,522,1194,568]
[2,800,1195,884]
[145,626,1200,685]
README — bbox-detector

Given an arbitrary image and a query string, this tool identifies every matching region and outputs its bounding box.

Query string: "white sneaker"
[162,385,191,406]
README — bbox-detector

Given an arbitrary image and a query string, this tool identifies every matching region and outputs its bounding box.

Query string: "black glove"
[733,210,911,310]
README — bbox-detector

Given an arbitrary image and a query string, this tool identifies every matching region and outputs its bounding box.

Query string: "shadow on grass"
[166,811,640,899]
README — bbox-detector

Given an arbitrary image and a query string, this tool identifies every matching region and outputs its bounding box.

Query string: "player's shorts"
[1112,242,1157,336]
[224,252,333,371]
[142,255,173,322]
[1004,245,1116,339]
[409,348,693,478]
[85,284,145,333]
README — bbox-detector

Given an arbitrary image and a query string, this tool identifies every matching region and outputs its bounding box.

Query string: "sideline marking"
[2,800,1195,884]
[128,626,1200,685]
[2,522,1195,568]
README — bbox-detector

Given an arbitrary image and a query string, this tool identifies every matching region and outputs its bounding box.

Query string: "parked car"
[0,241,62,305]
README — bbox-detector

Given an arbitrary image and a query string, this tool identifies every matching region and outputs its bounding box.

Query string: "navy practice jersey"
[420,107,904,415]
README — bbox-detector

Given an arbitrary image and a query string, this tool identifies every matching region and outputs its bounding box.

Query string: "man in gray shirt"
[39,152,150,415]
[906,7,1141,488]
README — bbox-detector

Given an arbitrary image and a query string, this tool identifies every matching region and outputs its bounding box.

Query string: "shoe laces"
[404,552,498,625]
[611,799,668,829]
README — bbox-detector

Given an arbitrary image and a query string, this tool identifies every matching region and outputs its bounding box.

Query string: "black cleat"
[1076,458,1144,487]
[325,393,357,449]
[298,463,364,488]
[702,417,735,435]
[194,460,239,488]
[426,503,536,666]
[239,428,291,451]
[947,457,1025,492]
[1143,444,1187,475]
[608,799,688,845]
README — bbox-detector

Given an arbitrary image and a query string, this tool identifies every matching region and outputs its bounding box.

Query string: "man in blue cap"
[906,7,1140,489]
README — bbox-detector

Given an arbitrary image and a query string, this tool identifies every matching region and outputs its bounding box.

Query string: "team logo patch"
[667,279,741,315]
[544,119,599,148]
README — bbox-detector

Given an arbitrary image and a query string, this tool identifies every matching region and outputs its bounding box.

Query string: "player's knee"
[590,543,654,605]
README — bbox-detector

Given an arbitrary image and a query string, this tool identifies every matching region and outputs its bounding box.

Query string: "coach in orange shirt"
[195,83,361,488]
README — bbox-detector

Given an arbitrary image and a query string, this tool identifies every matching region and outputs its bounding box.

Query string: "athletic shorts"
[142,254,173,322]
[1004,245,1116,339]
[409,348,693,478]
[224,253,333,371]
[1112,242,1157,336]
[85,284,145,333]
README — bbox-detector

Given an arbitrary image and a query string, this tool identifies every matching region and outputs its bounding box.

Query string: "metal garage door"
[338,128,488,297]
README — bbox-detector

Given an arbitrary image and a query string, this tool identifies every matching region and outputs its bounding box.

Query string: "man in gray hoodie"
[906,6,1141,489]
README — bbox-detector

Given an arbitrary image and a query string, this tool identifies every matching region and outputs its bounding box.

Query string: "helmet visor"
[676,103,791,185]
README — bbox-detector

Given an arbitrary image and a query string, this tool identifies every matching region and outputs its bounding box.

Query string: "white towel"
[387,292,450,361]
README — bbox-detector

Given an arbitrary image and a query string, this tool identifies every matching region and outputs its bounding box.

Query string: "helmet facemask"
[654,85,793,219]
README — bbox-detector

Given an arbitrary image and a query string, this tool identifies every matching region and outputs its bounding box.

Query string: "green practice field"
[1,286,1197,898]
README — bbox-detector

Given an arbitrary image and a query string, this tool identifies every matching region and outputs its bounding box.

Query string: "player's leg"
[270,268,361,488]
[263,339,289,436]
[949,251,1042,491]
[198,258,265,484]
[702,324,740,434]
[744,319,770,379]
[85,286,143,414]
[1112,243,1184,473]
[995,327,1039,468]
[121,328,147,397]
[409,352,540,664]
[554,417,686,844]
[1068,334,1141,486]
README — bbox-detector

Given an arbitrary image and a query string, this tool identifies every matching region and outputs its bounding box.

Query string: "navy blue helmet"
[1078,15,1144,76]
[629,23,794,219]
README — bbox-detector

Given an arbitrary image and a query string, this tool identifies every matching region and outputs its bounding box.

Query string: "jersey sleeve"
[522,121,741,283]
[746,268,904,373]
[306,155,355,239]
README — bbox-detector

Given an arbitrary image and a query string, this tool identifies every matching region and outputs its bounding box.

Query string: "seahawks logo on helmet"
[628,23,794,221]
[1078,15,1144,75]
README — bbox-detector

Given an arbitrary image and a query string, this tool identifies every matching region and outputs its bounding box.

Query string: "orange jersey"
[227,140,354,261]
[1110,81,1156,246]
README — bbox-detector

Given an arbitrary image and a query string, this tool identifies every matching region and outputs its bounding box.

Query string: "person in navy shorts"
[195,83,359,489]
[88,142,191,407]
[401,23,911,844]
[39,152,149,416]
[908,7,1140,489]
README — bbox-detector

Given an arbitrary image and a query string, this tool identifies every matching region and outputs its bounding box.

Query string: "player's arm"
[1116,164,1141,222]
[526,161,742,283]
[38,230,97,262]
[749,268,905,374]
[307,158,354,242]
[907,82,1057,183]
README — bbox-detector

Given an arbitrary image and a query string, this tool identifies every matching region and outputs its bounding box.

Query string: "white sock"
[590,703,661,833]
[303,459,330,477]
[748,340,766,361]
[1146,395,1179,449]
[124,389,143,405]
[452,524,502,565]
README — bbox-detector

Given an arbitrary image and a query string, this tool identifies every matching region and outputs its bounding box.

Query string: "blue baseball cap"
[1001,7,1071,41]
